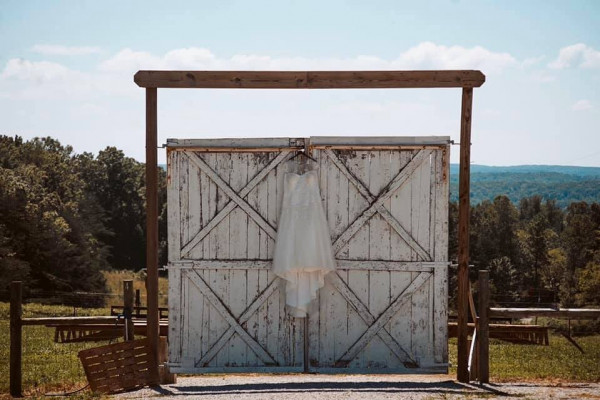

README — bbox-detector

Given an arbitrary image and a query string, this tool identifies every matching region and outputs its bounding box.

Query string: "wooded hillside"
[1,136,598,309]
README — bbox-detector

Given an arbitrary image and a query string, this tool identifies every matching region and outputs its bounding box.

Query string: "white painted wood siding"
[167,137,449,374]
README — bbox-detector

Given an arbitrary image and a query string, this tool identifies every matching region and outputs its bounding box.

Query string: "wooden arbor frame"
[134,69,485,383]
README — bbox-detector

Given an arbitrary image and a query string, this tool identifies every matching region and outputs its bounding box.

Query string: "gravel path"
[115,374,600,399]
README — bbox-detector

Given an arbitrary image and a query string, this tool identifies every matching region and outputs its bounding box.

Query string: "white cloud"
[572,100,593,111]
[98,42,517,74]
[531,70,556,83]
[548,43,600,69]
[1,58,71,82]
[32,44,101,56]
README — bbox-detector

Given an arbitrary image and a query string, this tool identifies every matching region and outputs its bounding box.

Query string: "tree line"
[448,196,600,307]
[0,135,167,297]
[1,135,598,307]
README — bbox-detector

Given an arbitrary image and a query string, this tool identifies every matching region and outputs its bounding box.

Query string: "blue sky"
[1,0,599,165]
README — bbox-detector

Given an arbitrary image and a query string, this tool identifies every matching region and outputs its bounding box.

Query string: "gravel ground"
[115,374,600,399]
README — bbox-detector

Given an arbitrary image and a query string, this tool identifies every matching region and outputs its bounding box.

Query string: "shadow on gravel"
[148,380,514,397]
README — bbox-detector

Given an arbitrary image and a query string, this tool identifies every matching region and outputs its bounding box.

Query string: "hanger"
[289,149,318,163]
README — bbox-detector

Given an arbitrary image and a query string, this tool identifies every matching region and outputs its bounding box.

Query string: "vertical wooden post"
[10,281,22,398]
[146,87,160,382]
[124,280,135,341]
[478,270,490,383]
[135,289,141,318]
[457,87,473,383]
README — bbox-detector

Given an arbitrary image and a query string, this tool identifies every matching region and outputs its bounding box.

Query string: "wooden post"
[124,280,135,341]
[457,87,473,383]
[10,281,22,398]
[158,337,176,384]
[146,87,160,382]
[478,270,490,383]
[135,289,141,318]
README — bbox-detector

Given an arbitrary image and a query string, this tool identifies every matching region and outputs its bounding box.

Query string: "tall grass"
[102,270,168,307]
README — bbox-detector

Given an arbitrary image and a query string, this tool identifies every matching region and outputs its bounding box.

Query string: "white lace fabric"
[272,169,336,317]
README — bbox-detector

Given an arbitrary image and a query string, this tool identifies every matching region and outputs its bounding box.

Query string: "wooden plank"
[336,272,430,365]
[181,151,288,256]
[168,266,181,365]
[390,151,412,260]
[167,150,181,261]
[266,272,280,366]
[187,270,277,365]
[345,151,370,261]
[134,70,486,89]
[145,87,160,381]
[312,136,451,147]
[167,138,295,149]
[229,153,248,365]
[186,153,203,258]
[186,269,204,365]
[179,153,190,257]
[22,316,123,326]
[489,308,600,319]
[245,153,260,366]
[170,259,442,271]
[435,147,450,262]
[410,271,430,365]
[457,87,473,383]
[389,271,413,367]
[432,149,448,367]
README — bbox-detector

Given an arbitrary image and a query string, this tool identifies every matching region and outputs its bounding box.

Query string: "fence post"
[124,280,135,341]
[135,289,141,318]
[478,270,490,383]
[10,281,22,397]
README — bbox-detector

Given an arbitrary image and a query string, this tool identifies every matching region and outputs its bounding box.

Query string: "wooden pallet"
[78,338,157,394]
[448,322,549,345]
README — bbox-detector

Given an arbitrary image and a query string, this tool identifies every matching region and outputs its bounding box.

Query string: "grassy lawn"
[448,334,600,382]
[0,302,113,398]
[1,298,598,397]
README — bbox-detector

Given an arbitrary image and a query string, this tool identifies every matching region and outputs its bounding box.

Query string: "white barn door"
[167,137,449,373]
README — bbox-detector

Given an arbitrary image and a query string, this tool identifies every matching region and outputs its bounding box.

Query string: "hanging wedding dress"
[272,160,336,318]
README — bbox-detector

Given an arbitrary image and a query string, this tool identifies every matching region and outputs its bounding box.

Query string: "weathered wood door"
[167,137,449,373]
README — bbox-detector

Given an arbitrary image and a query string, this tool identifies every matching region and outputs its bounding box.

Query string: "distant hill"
[450,164,600,207]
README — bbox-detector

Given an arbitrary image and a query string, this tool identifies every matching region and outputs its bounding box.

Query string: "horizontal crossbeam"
[169,260,446,271]
[134,70,486,89]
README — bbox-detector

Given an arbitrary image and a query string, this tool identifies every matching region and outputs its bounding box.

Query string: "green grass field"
[1,301,599,397]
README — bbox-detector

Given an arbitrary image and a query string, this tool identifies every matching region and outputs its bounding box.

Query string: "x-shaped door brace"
[326,271,431,367]
[181,151,290,257]
[325,149,432,261]
[188,269,280,367]
[181,149,433,261]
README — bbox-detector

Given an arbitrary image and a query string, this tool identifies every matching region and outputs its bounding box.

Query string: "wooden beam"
[10,281,22,398]
[478,270,490,384]
[145,87,160,383]
[134,70,485,89]
[489,308,600,319]
[457,87,473,383]
[21,316,124,326]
